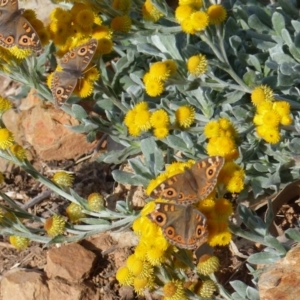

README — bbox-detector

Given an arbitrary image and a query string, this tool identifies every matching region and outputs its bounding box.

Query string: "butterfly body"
[147,202,208,250]
[150,156,225,204]
[0,0,41,50]
[51,39,98,106]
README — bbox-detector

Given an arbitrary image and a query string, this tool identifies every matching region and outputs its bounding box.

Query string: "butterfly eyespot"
[154,212,166,225]
[5,36,14,44]
[207,168,215,177]
[165,226,175,238]
[69,52,76,58]
[196,226,203,237]
[55,87,64,96]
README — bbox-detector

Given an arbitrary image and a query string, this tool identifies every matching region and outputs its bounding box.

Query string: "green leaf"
[230,281,248,297]
[246,287,260,300]
[97,146,141,164]
[128,157,153,180]
[247,252,281,264]
[285,228,300,242]
[248,15,273,34]
[112,170,149,187]
[264,235,287,255]
[292,20,300,33]
[71,104,88,120]
[248,55,262,72]
[272,12,285,36]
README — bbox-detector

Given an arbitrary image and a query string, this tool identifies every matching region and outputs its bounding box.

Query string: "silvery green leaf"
[151,35,182,60]
[223,90,246,104]
[289,44,300,62]
[246,287,259,300]
[280,62,294,75]
[252,38,276,50]
[265,199,274,229]
[80,218,110,225]
[247,252,281,264]
[112,170,149,187]
[248,15,273,34]
[243,71,257,87]
[230,281,248,297]
[165,135,189,152]
[248,55,262,72]
[292,20,300,33]
[97,147,141,164]
[95,99,115,111]
[281,29,292,45]
[231,292,247,300]
[71,104,88,120]
[180,132,193,149]
[285,228,300,242]
[128,157,153,180]
[261,75,277,88]
[229,36,242,55]
[86,131,96,143]
[272,12,285,36]
[137,43,162,57]
[264,235,287,254]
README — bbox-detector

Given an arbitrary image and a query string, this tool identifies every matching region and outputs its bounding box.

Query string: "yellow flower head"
[135,110,152,131]
[9,236,30,250]
[164,59,178,75]
[262,110,280,127]
[257,126,280,144]
[134,101,149,112]
[93,25,113,40]
[204,120,220,138]
[214,198,233,218]
[187,54,208,76]
[126,254,153,277]
[74,78,94,98]
[142,0,164,22]
[0,97,12,113]
[66,202,85,223]
[191,11,209,31]
[175,105,195,128]
[179,0,203,9]
[153,127,169,139]
[52,171,74,188]
[145,78,164,97]
[50,7,72,23]
[0,128,14,149]
[44,215,66,237]
[133,275,155,295]
[116,266,134,286]
[111,15,132,33]
[128,125,142,137]
[197,254,220,275]
[96,38,113,55]
[8,47,32,59]
[87,193,105,212]
[256,100,273,115]
[207,136,238,160]
[181,17,196,34]
[175,5,195,23]
[75,9,95,28]
[149,61,171,81]
[150,109,170,128]
[251,85,274,106]
[197,198,216,213]
[146,244,166,266]
[112,0,132,14]
[10,144,27,161]
[208,229,232,247]
[195,279,217,298]
[281,115,293,125]
[163,280,187,300]
[85,66,100,82]
[273,101,291,116]
[207,4,227,25]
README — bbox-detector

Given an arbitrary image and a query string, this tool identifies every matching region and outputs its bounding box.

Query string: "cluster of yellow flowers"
[117,159,233,296]
[142,0,164,22]
[204,118,245,193]
[251,85,293,144]
[175,1,227,34]
[48,4,113,56]
[143,60,178,97]
[124,101,196,138]
[111,0,132,33]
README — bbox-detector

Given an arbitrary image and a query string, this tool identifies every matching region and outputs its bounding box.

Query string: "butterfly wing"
[192,155,224,200]
[150,156,224,204]
[148,203,207,249]
[52,39,98,106]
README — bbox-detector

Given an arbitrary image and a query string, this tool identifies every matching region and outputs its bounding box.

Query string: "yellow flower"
[133,275,154,295]
[0,97,12,113]
[142,0,164,22]
[112,0,132,14]
[87,193,105,212]
[74,79,94,98]
[66,203,85,223]
[9,236,30,250]
[207,136,238,160]
[50,7,72,23]
[134,101,149,112]
[181,17,196,34]
[251,85,274,106]
[273,101,290,116]
[208,230,232,246]
[128,125,142,137]
[150,109,169,128]
[52,171,74,188]
[96,38,113,55]
[146,246,165,266]
[207,4,227,25]
[126,254,153,277]
[93,25,113,40]
[163,280,187,300]
[44,215,66,237]
[204,120,220,138]
[214,198,233,218]
[111,15,132,33]
[85,67,100,82]
[191,11,209,31]
[281,115,293,125]
[253,114,263,126]
[187,54,208,76]
[197,198,216,213]
[175,5,195,23]
[135,110,152,131]
[164,59,178,75]
[262,110,280,127]
[149,62,171,81]
[258,126,281,144]
[145,78,164,97]
[8,47,32,59]
[195,280,217,298]
[256,100,273,115]
[153,127,169,139]
[116,266,134,286]
[10,144,27,161]
[179,0,203,9]
[175,105,195,128]
[0,128,14,149]
[197,254,220,275]
[124,109,136,127]
[74,9,95,28]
